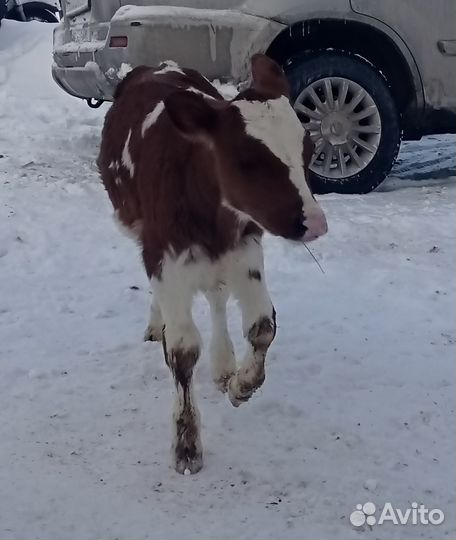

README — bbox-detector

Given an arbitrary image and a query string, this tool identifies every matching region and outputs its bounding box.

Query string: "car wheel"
[22,6,59,22]
[285,51,401,194]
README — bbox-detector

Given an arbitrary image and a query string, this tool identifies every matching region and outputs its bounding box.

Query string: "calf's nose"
[302,207,328,243]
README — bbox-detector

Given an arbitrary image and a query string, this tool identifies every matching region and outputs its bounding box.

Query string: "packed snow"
[0,21,455,540]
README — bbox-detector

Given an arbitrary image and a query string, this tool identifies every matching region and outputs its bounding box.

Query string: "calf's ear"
[251,54,290,98]
[164,91,219,143]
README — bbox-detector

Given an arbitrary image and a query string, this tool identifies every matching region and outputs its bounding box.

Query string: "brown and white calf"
[98,54,327,475]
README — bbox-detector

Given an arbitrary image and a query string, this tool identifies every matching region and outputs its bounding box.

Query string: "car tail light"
[109,36,128,48]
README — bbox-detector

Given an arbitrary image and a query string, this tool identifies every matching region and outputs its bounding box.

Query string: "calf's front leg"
[153,274,203,474]
[205,286,236,393]
[228,236,276,407]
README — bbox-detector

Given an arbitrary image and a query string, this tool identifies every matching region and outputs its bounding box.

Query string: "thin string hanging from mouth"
[304,243,325,274]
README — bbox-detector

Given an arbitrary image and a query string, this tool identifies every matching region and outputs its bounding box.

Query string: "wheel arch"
[265,17,424,138]
[21,1,58,12]
[7,2,58,21]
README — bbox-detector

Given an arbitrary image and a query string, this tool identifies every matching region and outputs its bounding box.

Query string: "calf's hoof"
[143,324,163,343]
[213,372,236,394]
[174,450,203,475]
[173,418,203,475]
[227,370,265,408]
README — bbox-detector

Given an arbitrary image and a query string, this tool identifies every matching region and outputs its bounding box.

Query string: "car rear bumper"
[52,21,120,101]
[52,6,284,101]
[52,62,113,101]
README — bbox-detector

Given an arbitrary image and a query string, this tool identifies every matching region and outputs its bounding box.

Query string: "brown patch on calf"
[164,91,221,144]
[248,312,277,353]
[161,330,199,392]
[169,347,199,391]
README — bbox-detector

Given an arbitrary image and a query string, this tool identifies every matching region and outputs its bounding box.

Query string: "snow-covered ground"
[0,21,455,540]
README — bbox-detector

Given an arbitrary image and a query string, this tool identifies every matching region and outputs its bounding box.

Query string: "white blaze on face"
[233,96,327,241]
[234,96,310,201]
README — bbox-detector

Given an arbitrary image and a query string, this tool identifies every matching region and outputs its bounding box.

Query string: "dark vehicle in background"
[0,0,6,21]
[2,0,59,23]
[52,1,456,194]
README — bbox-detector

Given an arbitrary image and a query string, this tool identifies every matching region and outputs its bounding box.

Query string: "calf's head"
[165,54,327,242]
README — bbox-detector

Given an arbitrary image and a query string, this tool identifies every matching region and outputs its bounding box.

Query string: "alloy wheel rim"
[295,77,382,179]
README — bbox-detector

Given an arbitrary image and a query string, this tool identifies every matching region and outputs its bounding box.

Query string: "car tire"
[22,6,59,22]
[285,50,401,194]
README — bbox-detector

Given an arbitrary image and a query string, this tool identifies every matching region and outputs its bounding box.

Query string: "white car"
[53,1,456,193]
